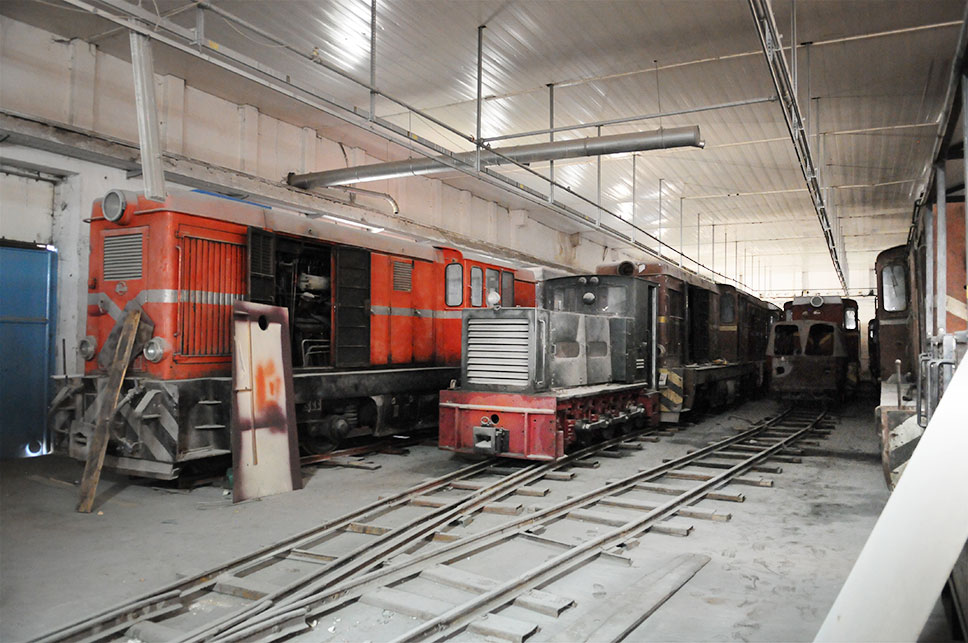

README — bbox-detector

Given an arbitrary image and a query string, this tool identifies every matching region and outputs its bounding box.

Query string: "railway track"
[37,406,832,642]
[35,428,664,643]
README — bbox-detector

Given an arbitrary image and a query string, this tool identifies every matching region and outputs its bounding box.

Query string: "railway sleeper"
[712,442,804,455]
[420,564,575,617]
[632,482,745,503]
[568,509,694,537]
[597,496,731,522]
[693,449,802,463]
[679,459,783,474]
[664,470,773,487]
[358,587,539,642]
[448,480,551,497]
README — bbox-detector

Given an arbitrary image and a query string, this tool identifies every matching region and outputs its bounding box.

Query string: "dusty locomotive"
[639,262,778,420]
[870,201,966,485]
[767,295,861,400]
[49,189,535,479]
[439,261,779,460]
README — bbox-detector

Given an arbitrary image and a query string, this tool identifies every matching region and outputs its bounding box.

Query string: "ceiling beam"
[748,0,848,293]
[908,4,968,245]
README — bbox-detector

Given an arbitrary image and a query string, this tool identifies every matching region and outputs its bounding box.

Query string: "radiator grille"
[392,261,413,292]
[465,318,530,386]
[103,233,143,280]
[179,237,246,357]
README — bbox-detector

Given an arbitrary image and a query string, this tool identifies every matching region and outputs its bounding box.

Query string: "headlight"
[142,337,168,363]
[102,190,128,223]
[78,336,97,361]
[810,295,824,308]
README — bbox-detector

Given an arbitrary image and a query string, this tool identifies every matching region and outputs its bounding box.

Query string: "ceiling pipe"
[288,126,703,189]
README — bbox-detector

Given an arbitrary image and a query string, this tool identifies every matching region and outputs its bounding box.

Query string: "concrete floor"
[0,398,954,641]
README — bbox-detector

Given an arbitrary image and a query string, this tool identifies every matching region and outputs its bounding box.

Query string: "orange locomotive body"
[52,189,534,479]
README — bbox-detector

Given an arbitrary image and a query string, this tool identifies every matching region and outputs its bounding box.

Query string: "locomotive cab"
[767,320,849,400]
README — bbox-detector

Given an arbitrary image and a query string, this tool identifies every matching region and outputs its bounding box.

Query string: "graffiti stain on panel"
[231,302,302,502]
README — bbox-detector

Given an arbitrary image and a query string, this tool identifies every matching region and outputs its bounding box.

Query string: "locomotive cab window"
[882,263,907,312]
[486,268,500,303]
[772,324,801,355]
[805,324,835,356]
[720,293,735,324]
[844,308,857,330]
[501,271,514,307]
[470,267,483,306]
[445,263,463,306]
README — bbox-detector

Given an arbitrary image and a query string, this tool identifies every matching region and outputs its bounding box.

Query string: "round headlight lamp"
[809,295,824,308]
[142,337,168,363]
[102,190,128,223]
[78,336,97,361]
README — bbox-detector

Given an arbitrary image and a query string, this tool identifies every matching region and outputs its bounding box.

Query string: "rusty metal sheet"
[231,302,302,502]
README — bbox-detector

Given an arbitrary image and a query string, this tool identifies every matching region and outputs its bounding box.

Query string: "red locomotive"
[50,189,535,479]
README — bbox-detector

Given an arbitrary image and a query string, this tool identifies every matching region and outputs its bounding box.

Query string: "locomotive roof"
[102,189,534,280]
[639,261,719,291]
[791,295,844,306]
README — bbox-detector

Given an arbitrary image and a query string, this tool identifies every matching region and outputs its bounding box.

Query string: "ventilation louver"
[103,233,143,280]
[392,261,413,292]
[465,318,530,386]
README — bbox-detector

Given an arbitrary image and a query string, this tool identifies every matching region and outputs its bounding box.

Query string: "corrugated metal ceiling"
[3,0,964,295]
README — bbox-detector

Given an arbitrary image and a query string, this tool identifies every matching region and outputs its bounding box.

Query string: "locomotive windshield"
[445,263,463,306]
[805,324,835,356]
[882,263,907,312]
[720,293,735,323]
[550,284,629,315]
[844,308,858,330]
[772,324,801,355]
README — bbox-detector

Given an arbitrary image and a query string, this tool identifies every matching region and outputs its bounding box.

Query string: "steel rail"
[32,457,501,643]
[176,428,662,643]
[215,408,823,641]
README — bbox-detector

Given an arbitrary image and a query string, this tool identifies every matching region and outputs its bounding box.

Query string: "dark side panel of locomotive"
[637,263,775,420]
[870,245,916,381]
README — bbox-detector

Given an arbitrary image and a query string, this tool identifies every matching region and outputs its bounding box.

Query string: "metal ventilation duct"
[288,126,703,189]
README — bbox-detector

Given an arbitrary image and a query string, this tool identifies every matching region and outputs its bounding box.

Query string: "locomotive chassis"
[52,366,457,479]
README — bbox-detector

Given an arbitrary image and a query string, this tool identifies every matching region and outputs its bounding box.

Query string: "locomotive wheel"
[304,415,351,454]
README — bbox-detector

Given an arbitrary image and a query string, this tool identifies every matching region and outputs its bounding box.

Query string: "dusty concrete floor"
[0,398,952,641]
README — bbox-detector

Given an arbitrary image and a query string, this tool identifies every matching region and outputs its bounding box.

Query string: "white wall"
[0,17,614,272]
[0,173,53,244]
[0,146,191,374]
[0,16,637,372]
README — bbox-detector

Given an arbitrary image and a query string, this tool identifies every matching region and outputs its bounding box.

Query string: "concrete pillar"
[160,75,185,155]
[300,127,317,173]
[238,104,259,174]
[67,39,96,131]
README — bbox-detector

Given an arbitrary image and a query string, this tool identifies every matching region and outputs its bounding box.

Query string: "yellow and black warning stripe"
[659,367,684,413]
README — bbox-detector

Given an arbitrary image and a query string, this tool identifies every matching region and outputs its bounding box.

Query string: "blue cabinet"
[0,244,57,458]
